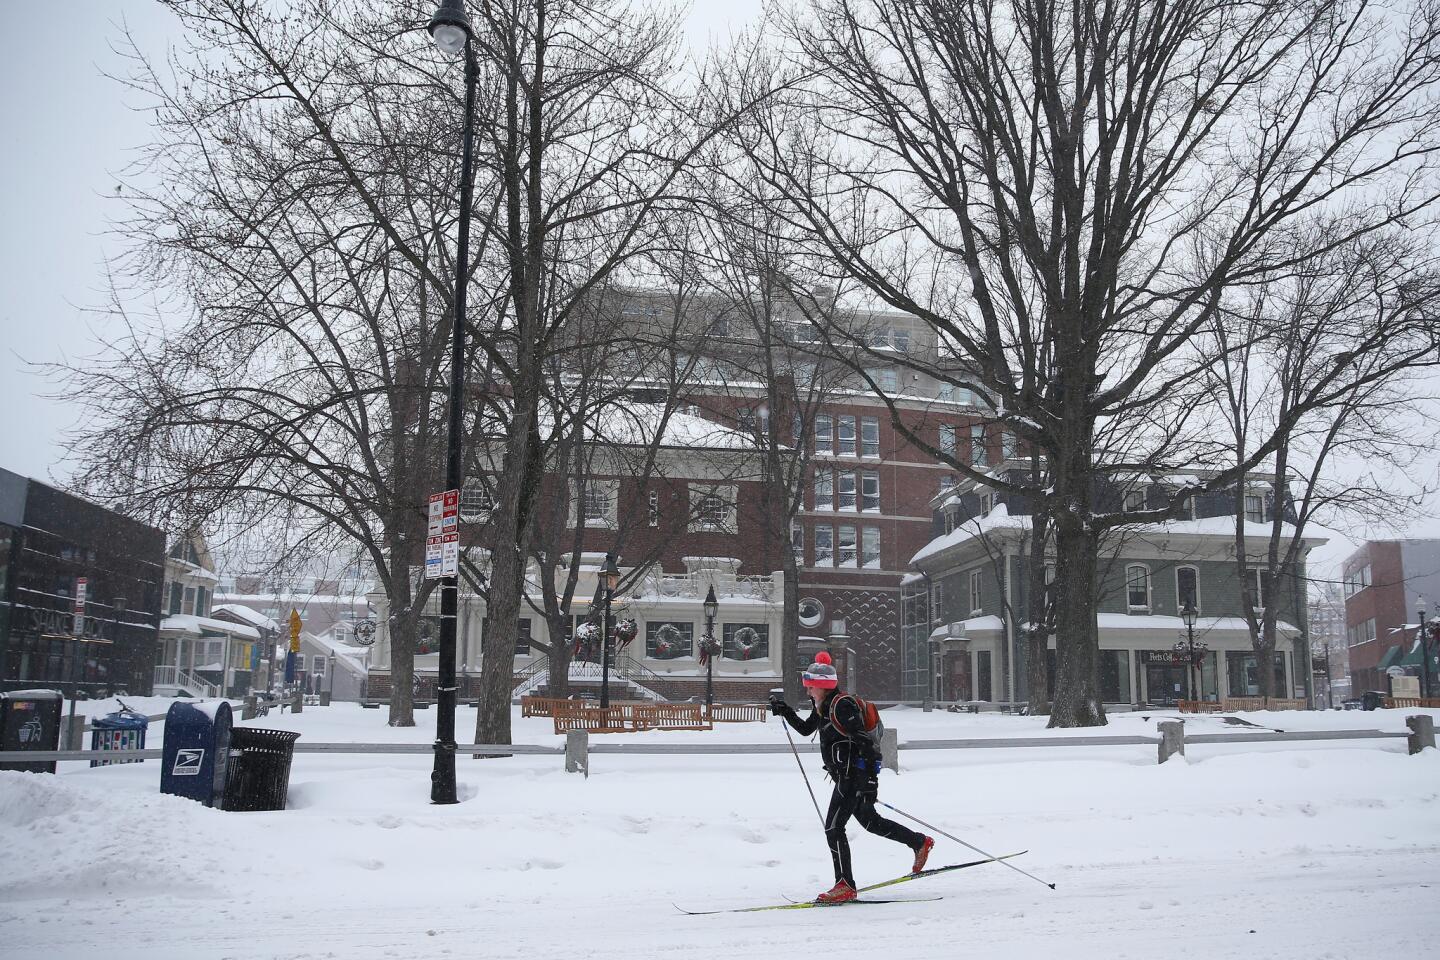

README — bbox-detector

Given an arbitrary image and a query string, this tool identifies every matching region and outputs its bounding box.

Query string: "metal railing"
[152,665,220,699]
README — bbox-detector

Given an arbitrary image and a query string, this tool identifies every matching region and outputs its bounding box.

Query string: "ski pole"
[781,722,826,830]
[876,800,1057,890]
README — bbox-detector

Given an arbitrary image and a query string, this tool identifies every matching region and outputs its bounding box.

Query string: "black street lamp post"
[428,0,477,806]
[601,553,620,709]
[1176,601,1205,703]
[703,585,718,708]
[1419,606,1431,700]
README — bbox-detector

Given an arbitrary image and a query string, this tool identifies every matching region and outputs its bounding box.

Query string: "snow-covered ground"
[2,702,1437,960]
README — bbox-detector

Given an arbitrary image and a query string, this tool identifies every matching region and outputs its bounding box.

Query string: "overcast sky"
[0,0,1434,579]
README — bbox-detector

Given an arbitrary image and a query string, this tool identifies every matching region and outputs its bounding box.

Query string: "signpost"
[425,490,461,579]
[73,577,87,634]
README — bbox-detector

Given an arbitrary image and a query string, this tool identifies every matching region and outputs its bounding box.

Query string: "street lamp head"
[604,552,621,592]
[703,584,718,620]
[1180,601,1198,628]
[428,0,471,55]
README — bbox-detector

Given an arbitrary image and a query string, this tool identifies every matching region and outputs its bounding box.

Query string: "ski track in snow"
[1,704,1437,959]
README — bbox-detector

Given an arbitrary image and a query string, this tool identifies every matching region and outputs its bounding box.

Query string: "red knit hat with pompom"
[802,650,839,689]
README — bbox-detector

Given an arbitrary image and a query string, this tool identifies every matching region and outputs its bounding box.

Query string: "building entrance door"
[1145,662,1187,705]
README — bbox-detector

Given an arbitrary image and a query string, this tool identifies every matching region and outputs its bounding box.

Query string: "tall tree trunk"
[1025,505,1052,716]
[1049,522,1104,727]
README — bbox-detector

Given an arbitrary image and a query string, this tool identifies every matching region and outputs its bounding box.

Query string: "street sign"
[73,577,87,633]
[425,490,461,579]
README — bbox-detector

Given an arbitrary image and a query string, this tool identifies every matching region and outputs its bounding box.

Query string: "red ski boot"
[911,836,935,873]
[816,880,857,904]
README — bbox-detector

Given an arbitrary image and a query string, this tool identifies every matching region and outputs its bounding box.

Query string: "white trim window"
[970,424,987,465]
[814,415,833,456]
[1344,563,1371,597]
[312,655,326,677]
[1245,494,1264,523]
[814,525,834,566]
[1176,565,1200,613]
[1126,565,1151,611]
[837,415,857,456]
[939,424,956,456]
[861,417,880,457]
[861,471,880,512]
[791,522,805,566]
[861,526,881,569]
[837,525,858,568]
[689,485,738,534]
[1123,489,1146,513]
[647,490,659,527]
[969,569,982,614]
[814,469,834,511]
[460,482,494,522]
[578,480,618,528]
[877,368,899,393]
[838,471,857,511]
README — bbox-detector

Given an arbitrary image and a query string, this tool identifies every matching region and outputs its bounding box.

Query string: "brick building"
[1342,539,1440,696]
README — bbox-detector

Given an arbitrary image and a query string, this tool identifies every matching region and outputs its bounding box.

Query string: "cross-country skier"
[769,651,935,903]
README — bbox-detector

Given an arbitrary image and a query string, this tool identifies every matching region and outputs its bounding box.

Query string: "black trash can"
[223,727,301,812]
[1361,690,1387,711]
[0,690,63,773]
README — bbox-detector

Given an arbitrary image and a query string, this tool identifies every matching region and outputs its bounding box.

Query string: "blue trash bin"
[91,707,150,768]
[160,701,233,807]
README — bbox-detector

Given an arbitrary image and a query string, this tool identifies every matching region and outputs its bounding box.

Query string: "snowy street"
[1,703,1436,959]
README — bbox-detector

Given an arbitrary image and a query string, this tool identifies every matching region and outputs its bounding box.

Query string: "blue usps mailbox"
[160,701,233,807]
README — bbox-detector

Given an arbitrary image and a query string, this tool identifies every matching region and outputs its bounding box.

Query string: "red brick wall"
[1345,542,1406,692]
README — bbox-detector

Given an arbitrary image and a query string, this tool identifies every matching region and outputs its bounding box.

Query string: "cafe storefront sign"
[29,606,116,643]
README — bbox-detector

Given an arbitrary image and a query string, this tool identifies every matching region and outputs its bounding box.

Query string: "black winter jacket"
[776,690,882,782]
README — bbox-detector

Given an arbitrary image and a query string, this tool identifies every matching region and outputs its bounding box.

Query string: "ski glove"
[768,695,787,716]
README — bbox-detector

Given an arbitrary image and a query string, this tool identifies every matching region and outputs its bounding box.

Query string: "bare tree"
[1208,232,1440,701]
[734,0,1440,725]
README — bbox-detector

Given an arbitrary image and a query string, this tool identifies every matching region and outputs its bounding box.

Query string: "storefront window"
[1100,650,1131,703]
[1226,651,1286,696]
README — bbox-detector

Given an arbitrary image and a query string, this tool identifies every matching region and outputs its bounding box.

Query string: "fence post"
[1157,721,1185,763]
[1406,715,1435,755]
[64,715,86,751]
[881,726,900,773]
[292,690,303,714]
[565,729,589,778]
[242,695,257,721]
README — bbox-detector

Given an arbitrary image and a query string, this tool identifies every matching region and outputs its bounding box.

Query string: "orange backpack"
[829,693,884,746]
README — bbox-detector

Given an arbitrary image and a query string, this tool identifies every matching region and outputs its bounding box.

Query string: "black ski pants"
[824,778,925,887]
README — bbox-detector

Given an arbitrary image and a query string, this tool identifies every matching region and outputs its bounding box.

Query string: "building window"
[1344,563,1371,597]
[838,472,857,511]
[312,655,326,676]
[861,471,880,512]
[460,482,493,522]
[815,525,834,566]
[799,597,824,628]
[939,475,956,495]
[648,490,659,527]
[969,570,982,614]
[1245,494,1264,523]
[689,485,737,533]
[878,368,899,393]
[169,582,183,616]
[814,470,834,511]
[722,623,770,660]
[647,620,695,660]
[1123,489,1146,513]
[815,415,833,456]
[970,424,987,465]
[1176,566,1199,613]
[196,586,209,618]
[837,415,857,456]
[861,417,880,457]
[1347,618,1376,646]
[893,328,911,352]
[791,522,804,566]
[837,525,858,568]
[1002,431,1018,460]
[939,425,956,456]
[579,481,617,528]
[861,526,881,569]
[1126,565,1150,610]
[183,586,196,616]
[514,618,532,656]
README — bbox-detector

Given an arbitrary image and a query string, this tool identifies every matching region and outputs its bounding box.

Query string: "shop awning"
[1376,644,1403,670]
[1398,641,1424,667]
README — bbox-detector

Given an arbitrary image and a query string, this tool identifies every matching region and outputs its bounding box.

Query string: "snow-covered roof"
[911,504,1032,564]
[210,603,279,632]
[592,404,756,450]
[159,614,261,641]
